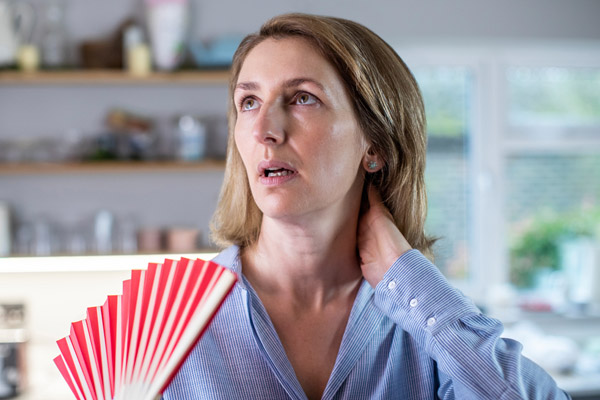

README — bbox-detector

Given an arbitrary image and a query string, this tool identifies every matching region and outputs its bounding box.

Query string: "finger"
[367,184,383,209]
[367,184,395,221]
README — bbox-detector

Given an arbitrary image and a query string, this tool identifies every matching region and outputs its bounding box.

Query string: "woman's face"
[233,37,367,222]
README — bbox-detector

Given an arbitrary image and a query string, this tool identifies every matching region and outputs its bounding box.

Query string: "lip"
[257,160,298,186]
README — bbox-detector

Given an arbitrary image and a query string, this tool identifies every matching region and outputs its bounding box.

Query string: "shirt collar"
[211,245,249,290]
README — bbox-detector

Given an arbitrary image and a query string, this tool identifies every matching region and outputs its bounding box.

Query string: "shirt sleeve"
[373,249,571,400]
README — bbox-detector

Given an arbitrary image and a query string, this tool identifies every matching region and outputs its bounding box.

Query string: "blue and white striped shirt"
[164,246,569,399]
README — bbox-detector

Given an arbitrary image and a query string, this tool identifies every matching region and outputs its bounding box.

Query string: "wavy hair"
[210,13,434,257]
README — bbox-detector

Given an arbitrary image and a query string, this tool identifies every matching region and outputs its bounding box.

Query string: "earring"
[367,160,378,170]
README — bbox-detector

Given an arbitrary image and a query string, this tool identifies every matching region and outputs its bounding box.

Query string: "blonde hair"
[210,13,434,257]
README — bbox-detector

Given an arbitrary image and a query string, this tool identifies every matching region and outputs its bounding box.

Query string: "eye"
[294,92,317,105]
[240,97,259,111]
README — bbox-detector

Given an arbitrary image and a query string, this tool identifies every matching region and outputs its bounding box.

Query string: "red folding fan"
[54,257,237,400]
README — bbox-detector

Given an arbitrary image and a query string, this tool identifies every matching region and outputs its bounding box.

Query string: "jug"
[0,0,35,66]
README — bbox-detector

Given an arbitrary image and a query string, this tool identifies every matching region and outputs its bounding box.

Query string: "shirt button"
[427,317,436,327]
[387,280,397,290]
[410,298,418,307]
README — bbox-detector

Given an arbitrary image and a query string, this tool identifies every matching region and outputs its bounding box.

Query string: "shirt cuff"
[373,249,480,347]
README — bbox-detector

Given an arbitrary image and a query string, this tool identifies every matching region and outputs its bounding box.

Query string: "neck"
[242,207,363,309]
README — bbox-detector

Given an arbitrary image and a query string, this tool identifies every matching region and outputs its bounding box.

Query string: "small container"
[0,304,27,399]
[93,210,114,254]
[41,0,69,68]
[124,24,151,77]
[115,216,138,254]
[128,44,151,77]
[166,228,199,252]
[137,227,163,252]
[123,24,143,68]
[0,203,10,257]
[176,115,206,162]
[16,45,39,72]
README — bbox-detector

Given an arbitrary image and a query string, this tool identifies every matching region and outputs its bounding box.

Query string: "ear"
[363,149,383,173]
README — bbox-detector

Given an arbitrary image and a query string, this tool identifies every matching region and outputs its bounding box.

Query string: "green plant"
[510,208,600,288]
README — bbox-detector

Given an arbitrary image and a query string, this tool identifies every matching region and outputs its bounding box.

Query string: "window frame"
[394,41,600,304]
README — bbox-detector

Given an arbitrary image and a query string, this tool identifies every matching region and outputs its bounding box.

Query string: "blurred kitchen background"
[0,0,599,398]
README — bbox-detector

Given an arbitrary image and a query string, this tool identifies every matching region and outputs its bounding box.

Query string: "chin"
[255,196,309,221]
[257,203,300,220]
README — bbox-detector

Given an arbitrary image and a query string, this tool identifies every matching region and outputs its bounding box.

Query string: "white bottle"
[145,0,188,71]
[0,202,11,256]
[177,115,206,162]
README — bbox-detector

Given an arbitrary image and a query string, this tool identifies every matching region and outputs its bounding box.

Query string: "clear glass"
[414,67,473,279]
[508,67,600,129]
[41,0,69,68]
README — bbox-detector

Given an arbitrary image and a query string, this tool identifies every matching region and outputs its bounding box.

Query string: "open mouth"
[263,167,294,177]
[258,160,297,180]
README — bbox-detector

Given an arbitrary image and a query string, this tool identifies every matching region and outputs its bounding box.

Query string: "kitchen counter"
[1,253,216,400]
[2,256,599,400]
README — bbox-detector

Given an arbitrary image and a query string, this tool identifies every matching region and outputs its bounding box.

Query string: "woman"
[164,13,569,400]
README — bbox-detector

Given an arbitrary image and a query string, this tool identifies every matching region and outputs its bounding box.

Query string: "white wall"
[29,0,600,43]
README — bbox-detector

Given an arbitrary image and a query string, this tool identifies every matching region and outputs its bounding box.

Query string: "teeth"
[267,170,290,177]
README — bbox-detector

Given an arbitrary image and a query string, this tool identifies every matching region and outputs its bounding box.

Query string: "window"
[414,67,473,280]
[398,43,600,305]
[508,67,600,130]
[505,66,600,295]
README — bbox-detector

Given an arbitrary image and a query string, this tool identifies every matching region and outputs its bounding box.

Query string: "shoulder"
[211,245,241,272]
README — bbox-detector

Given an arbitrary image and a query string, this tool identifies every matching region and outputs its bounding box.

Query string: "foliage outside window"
[510,208,600,288]
[507,66,600,289]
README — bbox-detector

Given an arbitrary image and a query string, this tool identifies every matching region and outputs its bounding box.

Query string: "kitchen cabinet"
[0,69,231,257]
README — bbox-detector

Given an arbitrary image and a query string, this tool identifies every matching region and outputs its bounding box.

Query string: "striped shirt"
[164,246,569,399]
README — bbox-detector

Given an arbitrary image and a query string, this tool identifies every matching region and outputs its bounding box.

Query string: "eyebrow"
[235,81,259,91]
[284,78,326,92]
[234,78,326,93]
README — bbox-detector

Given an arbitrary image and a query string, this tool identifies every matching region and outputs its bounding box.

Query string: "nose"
[252,101,285,145]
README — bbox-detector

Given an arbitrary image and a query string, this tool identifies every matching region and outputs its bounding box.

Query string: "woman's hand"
[357,185,412,288]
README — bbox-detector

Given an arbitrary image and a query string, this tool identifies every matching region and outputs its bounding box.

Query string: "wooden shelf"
[0,159,226,175]
[0,69,230,85]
